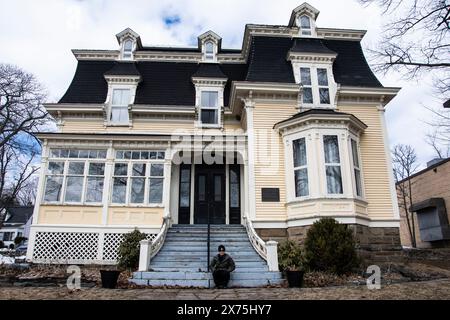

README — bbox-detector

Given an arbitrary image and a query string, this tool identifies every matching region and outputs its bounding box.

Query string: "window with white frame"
[200,91,219,125]
[122,39,133,59]
[317,68,330,104]
[300,68,313,104]
[351,139,363,197]
[110,89,131,124]
[299,67,331,106]
[323,135,343,194]
[43,149,107,204]
[293,137,309,197]
[111,150,165,205]
[299,15,312,36]
[204,41,215,61]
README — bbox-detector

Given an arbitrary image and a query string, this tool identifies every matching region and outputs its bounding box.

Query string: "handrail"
[150,216,170,258]
[242,215,267,260]
[207,204,211,272]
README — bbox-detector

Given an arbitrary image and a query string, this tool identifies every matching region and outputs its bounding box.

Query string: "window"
[43,149,106,204]
[200,91,219,125]
[300,68,313,104]
[179,166,191,208]
[298,67,331,106]
[323,135,343,194]
[1,232,14,241]
[111,150,165,205]
[299,15,312,36]
[110,89,130,124]
[229,167,240,208]
[123,39,133,59]
[205,41,214,61]
[351,139,362,197]
[317,68,330,104]
[293,138,309,197]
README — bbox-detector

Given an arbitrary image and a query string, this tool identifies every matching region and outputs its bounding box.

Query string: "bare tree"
[359,0,450,95]
[0,63,51,228]
[392,144,420,248]
[16,175,39,206]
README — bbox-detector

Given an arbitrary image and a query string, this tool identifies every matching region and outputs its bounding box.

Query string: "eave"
[338,86,401,107]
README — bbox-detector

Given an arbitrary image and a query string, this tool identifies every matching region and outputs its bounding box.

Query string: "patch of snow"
[0,254,15,264]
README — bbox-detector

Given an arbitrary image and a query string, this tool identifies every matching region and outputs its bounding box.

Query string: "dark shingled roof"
[4,206,33,225]
[59,35,383,105]
[290,38,337,54]
[104,62,141,76]
[192,64,228,79]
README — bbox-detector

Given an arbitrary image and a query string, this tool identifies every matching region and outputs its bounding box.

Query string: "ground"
[1,248,450,300]
[0,278,449,300]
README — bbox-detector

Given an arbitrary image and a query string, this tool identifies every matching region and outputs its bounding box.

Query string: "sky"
[0,0,445,168]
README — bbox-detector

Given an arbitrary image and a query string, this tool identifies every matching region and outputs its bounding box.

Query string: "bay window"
[111,150,165,205]
[293,137,309,197]
[323,135,343,194]
[110,89,130,124]
[351,139,363,197]
[43,149,106,204]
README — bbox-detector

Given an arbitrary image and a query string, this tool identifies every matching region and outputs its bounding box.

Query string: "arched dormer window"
[205,41,214,61]
[299,15,312,36]
[122,39,133,60]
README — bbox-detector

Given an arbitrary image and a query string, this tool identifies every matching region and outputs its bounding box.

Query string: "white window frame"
[292,63,337,109]
[195,85,224,128]
[110,151,165,207]
[202,40,217,63]
[105,84,138,127]
[296,14,316,37]
[322,134,344,196]
[349,137,365,199]
[292,136,310,198]
[121,38,134,60]
[43,149,107,206]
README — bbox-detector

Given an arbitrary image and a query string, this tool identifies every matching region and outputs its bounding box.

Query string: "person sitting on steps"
[210,245,235,289]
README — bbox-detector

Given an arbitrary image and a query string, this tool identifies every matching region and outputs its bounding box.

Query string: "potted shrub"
[100,229,147,289]
[278,239,304,287]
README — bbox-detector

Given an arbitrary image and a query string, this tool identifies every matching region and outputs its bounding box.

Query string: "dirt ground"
[0,278,449,300]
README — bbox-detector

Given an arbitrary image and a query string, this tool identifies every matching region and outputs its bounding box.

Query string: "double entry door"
[194,164,225,224]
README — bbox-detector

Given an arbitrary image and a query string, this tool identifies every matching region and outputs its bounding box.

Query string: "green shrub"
[278,239,303,271]
[304,218,360,275]
[117,229,147,271]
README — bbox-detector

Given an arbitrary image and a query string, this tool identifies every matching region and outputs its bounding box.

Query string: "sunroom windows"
[111,150,165,206]
[43,149,107,204]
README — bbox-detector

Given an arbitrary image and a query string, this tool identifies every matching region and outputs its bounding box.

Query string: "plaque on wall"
[261,188,280,202]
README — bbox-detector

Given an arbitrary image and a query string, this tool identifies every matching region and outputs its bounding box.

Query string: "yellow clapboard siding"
[253,103,297,219]
[38,205,102,225]
[339,105,394,218]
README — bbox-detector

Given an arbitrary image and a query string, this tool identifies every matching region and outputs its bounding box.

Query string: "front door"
[194,164,225,224]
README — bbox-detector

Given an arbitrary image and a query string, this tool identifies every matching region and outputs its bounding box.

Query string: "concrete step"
[134,271,282,281]
[151,261,267,268]
[150,266,269,272]
[130,278,284,288]
[152,255,263,261]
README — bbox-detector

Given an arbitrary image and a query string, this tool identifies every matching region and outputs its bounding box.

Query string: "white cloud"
[0,0,444,167]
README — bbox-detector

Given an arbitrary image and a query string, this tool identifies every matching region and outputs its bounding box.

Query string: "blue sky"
[0,0,445,168]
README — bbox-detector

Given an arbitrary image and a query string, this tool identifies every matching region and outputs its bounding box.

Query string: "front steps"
[131,224,284,288]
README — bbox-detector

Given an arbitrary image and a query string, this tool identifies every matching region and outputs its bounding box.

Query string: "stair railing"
[207,202,211,272]
[138,215,170,271]
[242,214,279,272]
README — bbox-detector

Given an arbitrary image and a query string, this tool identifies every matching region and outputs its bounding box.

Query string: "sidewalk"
[1,278,449,300]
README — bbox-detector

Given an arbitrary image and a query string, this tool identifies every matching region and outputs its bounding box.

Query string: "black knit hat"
[218,245,225,252]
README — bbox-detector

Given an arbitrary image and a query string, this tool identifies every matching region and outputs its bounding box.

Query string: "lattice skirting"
[30,229,157,264]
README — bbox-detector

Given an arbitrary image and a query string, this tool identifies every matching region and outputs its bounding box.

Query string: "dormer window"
[298,66,333,107]
[205,42,215,61]
[110,88,130,124]
[200,91,219,124]
[122,39,133,60]
[299,16,312,36]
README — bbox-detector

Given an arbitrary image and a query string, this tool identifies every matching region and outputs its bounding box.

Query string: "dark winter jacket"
[210,253,235,273]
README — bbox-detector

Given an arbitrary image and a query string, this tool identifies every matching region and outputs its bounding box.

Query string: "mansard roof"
[59,34,383,106]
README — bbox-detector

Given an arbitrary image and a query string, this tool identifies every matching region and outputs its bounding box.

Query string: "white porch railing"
[138,216,170,272]
[242,215,279,272]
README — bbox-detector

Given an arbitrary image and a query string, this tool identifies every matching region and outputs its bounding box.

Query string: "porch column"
[243,98,256,220]
[163,147,172,220]
[101,141,114,225]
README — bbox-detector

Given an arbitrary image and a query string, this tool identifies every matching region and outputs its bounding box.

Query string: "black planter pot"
[286,270,304,288]
[100,270,121,289]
